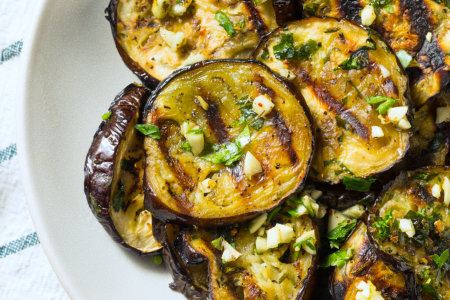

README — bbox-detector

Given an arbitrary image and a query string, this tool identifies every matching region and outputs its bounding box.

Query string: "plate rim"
[15,0,78,298]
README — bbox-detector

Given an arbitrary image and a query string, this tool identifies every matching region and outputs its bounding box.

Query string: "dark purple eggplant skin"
[152,219,208,300]
[84,83,161,256]
[105,1,160,89]
[143,59,315,227]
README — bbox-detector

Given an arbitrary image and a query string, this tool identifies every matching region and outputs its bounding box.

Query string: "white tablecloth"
[0,0,69,298]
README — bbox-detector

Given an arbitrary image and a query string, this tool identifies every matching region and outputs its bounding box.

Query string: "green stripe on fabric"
[0,40,23,64]
[0,144,17,164]
[0,232,40,259]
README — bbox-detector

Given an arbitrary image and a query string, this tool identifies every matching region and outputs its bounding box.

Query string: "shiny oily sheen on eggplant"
[142,60,314,226]
[330,221,409,300]
[106,0,281,87]
[84,84,162,255]
[368,166,450,299]
[253,18,411,184]
[176,215,318,300]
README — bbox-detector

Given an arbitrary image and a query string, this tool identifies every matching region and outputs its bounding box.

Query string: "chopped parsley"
[396,50,413,69]
[343,176,376,192]
[249,117,264,130]
[102,111,112,120]
[384,4,394,12]
[215,12,235,37]
[321,249,355,268]
[112,180,126,212]
[135,124,162,139]
[273,33,320,60]
[181,140,192,151]
[371,209,392,239]
[366,95,398,114]
[211,237,224,250]
[326,219,357,249]
[303,3,319,16]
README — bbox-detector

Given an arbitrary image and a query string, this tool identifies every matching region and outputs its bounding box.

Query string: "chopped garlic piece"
[249,213,268,234]
[436,107,450,124]
[276,223,295,243]
[222,240,242,263]
[171,32,186,51]
[160,28,174,47]
[186,131,204,155]
[379,65,390,78]
[170,4,187,16]
[371,126,384,138]
[443,177,450,206]
[341,205,365,219]
[181,120,197,136]
[258,226,265,236]
[295,230,316,255]
[244,152,263,179]
[310,189,322,200]
[255,237,269,253]
[387,106,408,122]
[361,5,376,26]
[328,209,350,232]
[432,184,441,198]
[276,61,296,80]
[196,96,209,110]
[199,179,216,193]
[426,32,432,43]
[396,117,411,130]
[152,0,171,19]
[356,280,385,300]
[399,218,415,238]
[253,95,275,117]
[182,53,205,67]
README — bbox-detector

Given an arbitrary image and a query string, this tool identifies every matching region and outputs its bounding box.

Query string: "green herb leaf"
[336,48,370,70]
[201,126,250,165]
[433,249,449,269]
[326,219,357,249]
[181,140,192,151]
[369,0,392,13]
[120,156,140,171]
[323,49,332,64]
[273,33,295,60]
[102,111,112,120]
[371,209,392,239]
[310,167,319,176]
[153,255,163,265]
[266,207,282,225]
[321,249,355,268]
[261,50,270,61]
[236,96,250,105]
[249,117,264,130]
[338,132,344,144]
[342,96,348,106]
[385,4,394,12]
[187,129,204,135]
[215,12,235,37]
[396,50,413,69]
[335,116,352,130]
[343,176,376,192]
[211,237,224,250]
[135,124,162,139]
[235,18,245,32]
[359,194,375,207]
[294,39,320,60]
[366,95,398,114]
[411,172,440,183]
[303,3,319,16]
[421,284,443,300]
[239,104,257,124]
[293,237,316,250]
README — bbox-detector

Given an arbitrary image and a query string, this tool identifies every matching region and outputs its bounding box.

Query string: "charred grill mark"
[401,0,434,51]
[336,0,363,22]
[293,66,370,141]
[243,0,269,37]
[242,272,268,300]
[416,35,447,71]
[272,111,298,165]
[157,121,196,193]
[382,78,400,97]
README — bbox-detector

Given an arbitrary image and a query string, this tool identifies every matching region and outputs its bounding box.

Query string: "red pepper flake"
[258,103,263,107]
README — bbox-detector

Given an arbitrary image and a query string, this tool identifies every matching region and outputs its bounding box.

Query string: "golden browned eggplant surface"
[142,60,314,226]
[253,18,411,184]
[176,213,319,300]
[368,166,450,299]
[109,0,279,86]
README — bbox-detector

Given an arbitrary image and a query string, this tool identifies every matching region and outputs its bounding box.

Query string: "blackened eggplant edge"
[83,83,161,256]
[175,226,319,300]
[105,1,161,89]
[251,17,413,181]
[152,219,208,300]
[365,167,450,300]
[105,0,292,89]
[142,59,315,226]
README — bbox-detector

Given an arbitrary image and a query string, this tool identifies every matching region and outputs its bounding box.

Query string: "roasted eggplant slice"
[106,0,298,88]
[176,213,319,299]
[330,221,409,300]
[368,166,450,299]
[84,84,162,255]
[253,18,412,184]
[152,218,209,299]
[142,60,314,226]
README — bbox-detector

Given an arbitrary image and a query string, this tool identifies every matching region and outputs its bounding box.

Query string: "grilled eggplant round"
[175,214,319,300]
[142,60,314,226]
[299,0,450,107]
[330,221,409,300]
[368,166,450,299]
[106,0,299,88]
[253,18,412,184]
[84,84,162,255]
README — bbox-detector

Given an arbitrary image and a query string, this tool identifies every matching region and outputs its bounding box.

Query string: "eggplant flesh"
[253,18,411,184]
[368,166,450,299]
[106,0,283,87]
[176,214,319,300]
[143,60,314,226]
[84,84,162,255]
[331,222,409,300]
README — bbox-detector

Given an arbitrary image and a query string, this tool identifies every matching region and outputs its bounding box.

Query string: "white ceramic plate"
[16,0,182,299]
